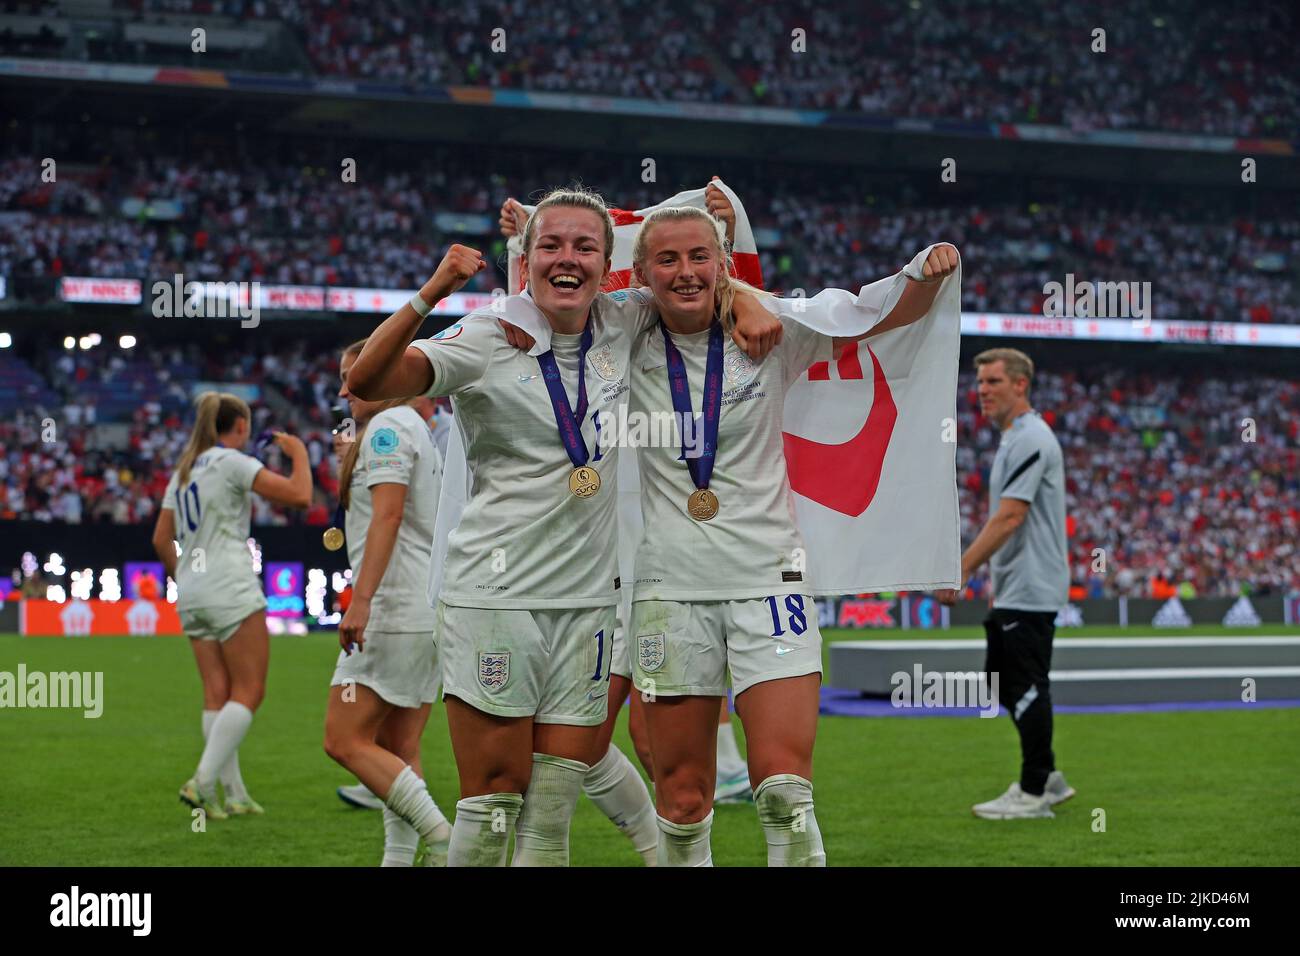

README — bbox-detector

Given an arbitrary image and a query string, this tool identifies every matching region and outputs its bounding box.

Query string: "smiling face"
[522,206,611,328]
[634,218,722,331]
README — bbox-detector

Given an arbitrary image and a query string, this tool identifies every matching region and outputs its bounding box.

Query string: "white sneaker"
[714,767,753,805]
[337,783,384,810]
[972,782,1055,819]
[1043,770,1076,807]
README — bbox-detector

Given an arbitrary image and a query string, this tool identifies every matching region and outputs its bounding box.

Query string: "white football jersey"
[343,404,442,631]
[162,446,264,611]
[410,291,655,609]
[631,316,833,602]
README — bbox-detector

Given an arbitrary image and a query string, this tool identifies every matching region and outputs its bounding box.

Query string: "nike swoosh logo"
[518,373,539,382]
[775,646,794,656]
[783,343,897,517]
[1002,621,1020,630]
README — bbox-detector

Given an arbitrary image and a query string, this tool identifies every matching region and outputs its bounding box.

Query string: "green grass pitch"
[1,627,1297,866]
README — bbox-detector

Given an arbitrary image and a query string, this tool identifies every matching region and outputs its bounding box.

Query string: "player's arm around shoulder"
[730,287,783,361]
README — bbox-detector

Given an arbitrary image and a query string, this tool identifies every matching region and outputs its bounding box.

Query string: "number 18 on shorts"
[631,595,822,698]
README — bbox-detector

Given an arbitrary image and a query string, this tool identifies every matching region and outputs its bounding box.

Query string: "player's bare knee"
[322,728,358,766]
[202,686,229,710]
[658,769,712,822]
[231,682,264,712]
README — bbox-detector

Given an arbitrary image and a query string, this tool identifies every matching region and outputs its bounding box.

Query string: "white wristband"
[410,292,434,318]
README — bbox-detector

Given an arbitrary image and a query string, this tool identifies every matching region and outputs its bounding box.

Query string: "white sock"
[656,811,714,867]
[381,808,420,867]
[754,774,825,867]
[583,746,657,865]
[448,793,524,867]
[384,765,451,845]
[511,753,589,867]
[202,709,249,801]
[716,717,747,780]
[196,702,252,795]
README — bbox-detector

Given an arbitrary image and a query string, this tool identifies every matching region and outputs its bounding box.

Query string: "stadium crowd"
[4,142,1298,325]
[3,338,1296,599]
[8,1,1293,138]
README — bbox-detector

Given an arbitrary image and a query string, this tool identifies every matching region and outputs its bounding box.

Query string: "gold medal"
[687,488,719,521]
[322,527,345,551]
[568,466,601,498]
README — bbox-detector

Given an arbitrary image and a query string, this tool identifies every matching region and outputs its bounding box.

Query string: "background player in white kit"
[348,188,778,866]
[627,205,959,865]
[151,392,312,819]
[321,339,453,866]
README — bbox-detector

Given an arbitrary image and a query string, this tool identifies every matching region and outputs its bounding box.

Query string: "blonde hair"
[631,205,771,333]
[974,347,1035,388]
[176,392,250,484]
[338,339,418,510]
[520,185,616,260]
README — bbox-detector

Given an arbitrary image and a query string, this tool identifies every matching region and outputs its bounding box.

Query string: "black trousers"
[983,607,1057,796]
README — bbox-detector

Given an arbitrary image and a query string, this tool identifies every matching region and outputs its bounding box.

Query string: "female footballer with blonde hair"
[322,339,452,866]
[347,186,780,866]
[626,204,959,865]
[152,392,312,819]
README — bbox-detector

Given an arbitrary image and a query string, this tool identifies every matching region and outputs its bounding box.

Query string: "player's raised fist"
[920,243,959,282]
[705,176,736,243]
[432,244,486,295]
[499,198,527,239]
[272,431,305,454]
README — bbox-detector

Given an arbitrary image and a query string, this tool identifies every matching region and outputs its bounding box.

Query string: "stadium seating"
[3,139,1298,324]
[9,1,1294,136]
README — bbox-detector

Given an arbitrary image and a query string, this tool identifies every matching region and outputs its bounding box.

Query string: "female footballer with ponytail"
[152,392,312,819]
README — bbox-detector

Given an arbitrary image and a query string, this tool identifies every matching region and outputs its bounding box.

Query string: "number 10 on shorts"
[765,595,807,637]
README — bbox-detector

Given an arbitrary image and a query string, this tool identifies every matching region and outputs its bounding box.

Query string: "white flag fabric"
[428,183,961,609]
[770,247,963,593]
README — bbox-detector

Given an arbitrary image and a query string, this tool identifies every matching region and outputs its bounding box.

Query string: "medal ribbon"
[535,323,594,469]
[660,320,723,491]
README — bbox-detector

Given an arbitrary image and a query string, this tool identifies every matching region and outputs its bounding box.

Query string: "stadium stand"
[5,1,1293,137]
